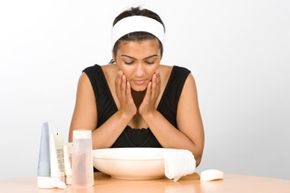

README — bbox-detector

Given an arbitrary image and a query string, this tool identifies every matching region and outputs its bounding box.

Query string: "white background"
[0,0,289,179]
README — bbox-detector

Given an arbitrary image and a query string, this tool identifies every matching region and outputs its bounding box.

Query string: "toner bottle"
[72,130,94,188]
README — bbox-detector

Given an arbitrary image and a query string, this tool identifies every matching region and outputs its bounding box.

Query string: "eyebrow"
[120,54,158,60]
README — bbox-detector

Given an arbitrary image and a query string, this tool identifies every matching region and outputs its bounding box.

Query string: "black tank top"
[83,64,190,147]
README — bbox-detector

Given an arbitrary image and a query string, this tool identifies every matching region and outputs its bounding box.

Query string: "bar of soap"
[200,169,224,181]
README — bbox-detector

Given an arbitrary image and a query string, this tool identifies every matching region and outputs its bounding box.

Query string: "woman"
[69,7,204,166]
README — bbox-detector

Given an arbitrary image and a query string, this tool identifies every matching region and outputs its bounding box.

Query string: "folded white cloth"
[162,149,196,181]
[37,177,67,189]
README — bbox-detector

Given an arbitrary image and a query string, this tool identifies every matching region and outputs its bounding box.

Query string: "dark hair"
[112,7,165,58]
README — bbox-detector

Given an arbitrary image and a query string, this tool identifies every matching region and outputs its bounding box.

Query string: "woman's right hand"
[115,70,137,118]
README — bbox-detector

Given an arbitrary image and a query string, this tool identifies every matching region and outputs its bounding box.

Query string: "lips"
[134,80,146,86]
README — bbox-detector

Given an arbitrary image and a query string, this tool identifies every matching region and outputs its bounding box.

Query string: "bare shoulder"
[159,64,173,80]
[182,72,198,98]
[78,72,91,90]
[100,64,118,81]
[159,64,173,72]
[176,68,199,110]
[184,72,196,88]
[100,63,118,74]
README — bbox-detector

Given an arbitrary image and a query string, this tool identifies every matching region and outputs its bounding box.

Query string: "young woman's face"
[114,39,161,91]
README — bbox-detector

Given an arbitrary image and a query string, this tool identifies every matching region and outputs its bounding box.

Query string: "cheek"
[148,66,159,79]
[118,65,133,78]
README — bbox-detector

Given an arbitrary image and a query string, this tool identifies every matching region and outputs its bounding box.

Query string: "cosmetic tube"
[63,142,73,184]
[37,122,51,188]
[37,123,66,189]
[49,131,65,182]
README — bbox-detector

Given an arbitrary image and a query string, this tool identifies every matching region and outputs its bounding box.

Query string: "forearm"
[142,111,203,165]
[92,111,132,149]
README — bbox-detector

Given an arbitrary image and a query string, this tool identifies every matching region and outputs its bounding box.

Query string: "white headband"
[111,16,165,49]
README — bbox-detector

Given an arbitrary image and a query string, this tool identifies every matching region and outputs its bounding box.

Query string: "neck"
[131,89,146,108]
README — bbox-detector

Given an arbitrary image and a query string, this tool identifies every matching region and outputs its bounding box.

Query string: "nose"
[135,64,145,77]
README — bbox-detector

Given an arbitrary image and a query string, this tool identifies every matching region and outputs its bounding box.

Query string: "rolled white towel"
[162,149,196,182]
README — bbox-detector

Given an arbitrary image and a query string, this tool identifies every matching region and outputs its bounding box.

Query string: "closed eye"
[124,60,134,65]
[145,61,155,64]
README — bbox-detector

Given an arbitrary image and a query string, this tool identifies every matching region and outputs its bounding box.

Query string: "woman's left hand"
[139,72,161,117]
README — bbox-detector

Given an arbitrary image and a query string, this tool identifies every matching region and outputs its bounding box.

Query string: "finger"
[126,81,132,99]
[156,71,161,84]
[144,81,152,102]
[121,74,126,100]
[156,72,161,98]
[155,69,160,80]
[115,71,122,98]
[151,73,157,100]
[127,81,135,104]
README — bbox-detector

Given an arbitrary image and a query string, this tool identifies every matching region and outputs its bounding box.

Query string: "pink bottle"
[72,130,94,188]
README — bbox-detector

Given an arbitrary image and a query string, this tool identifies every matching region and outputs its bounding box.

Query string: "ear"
[112,53,116,63]
[109,59,115,64]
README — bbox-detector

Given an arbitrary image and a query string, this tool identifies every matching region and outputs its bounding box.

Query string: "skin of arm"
[140,73,205,166]
[68,72,135,148]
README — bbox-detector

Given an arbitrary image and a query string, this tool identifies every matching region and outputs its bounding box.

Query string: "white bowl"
[93,148,165,180]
